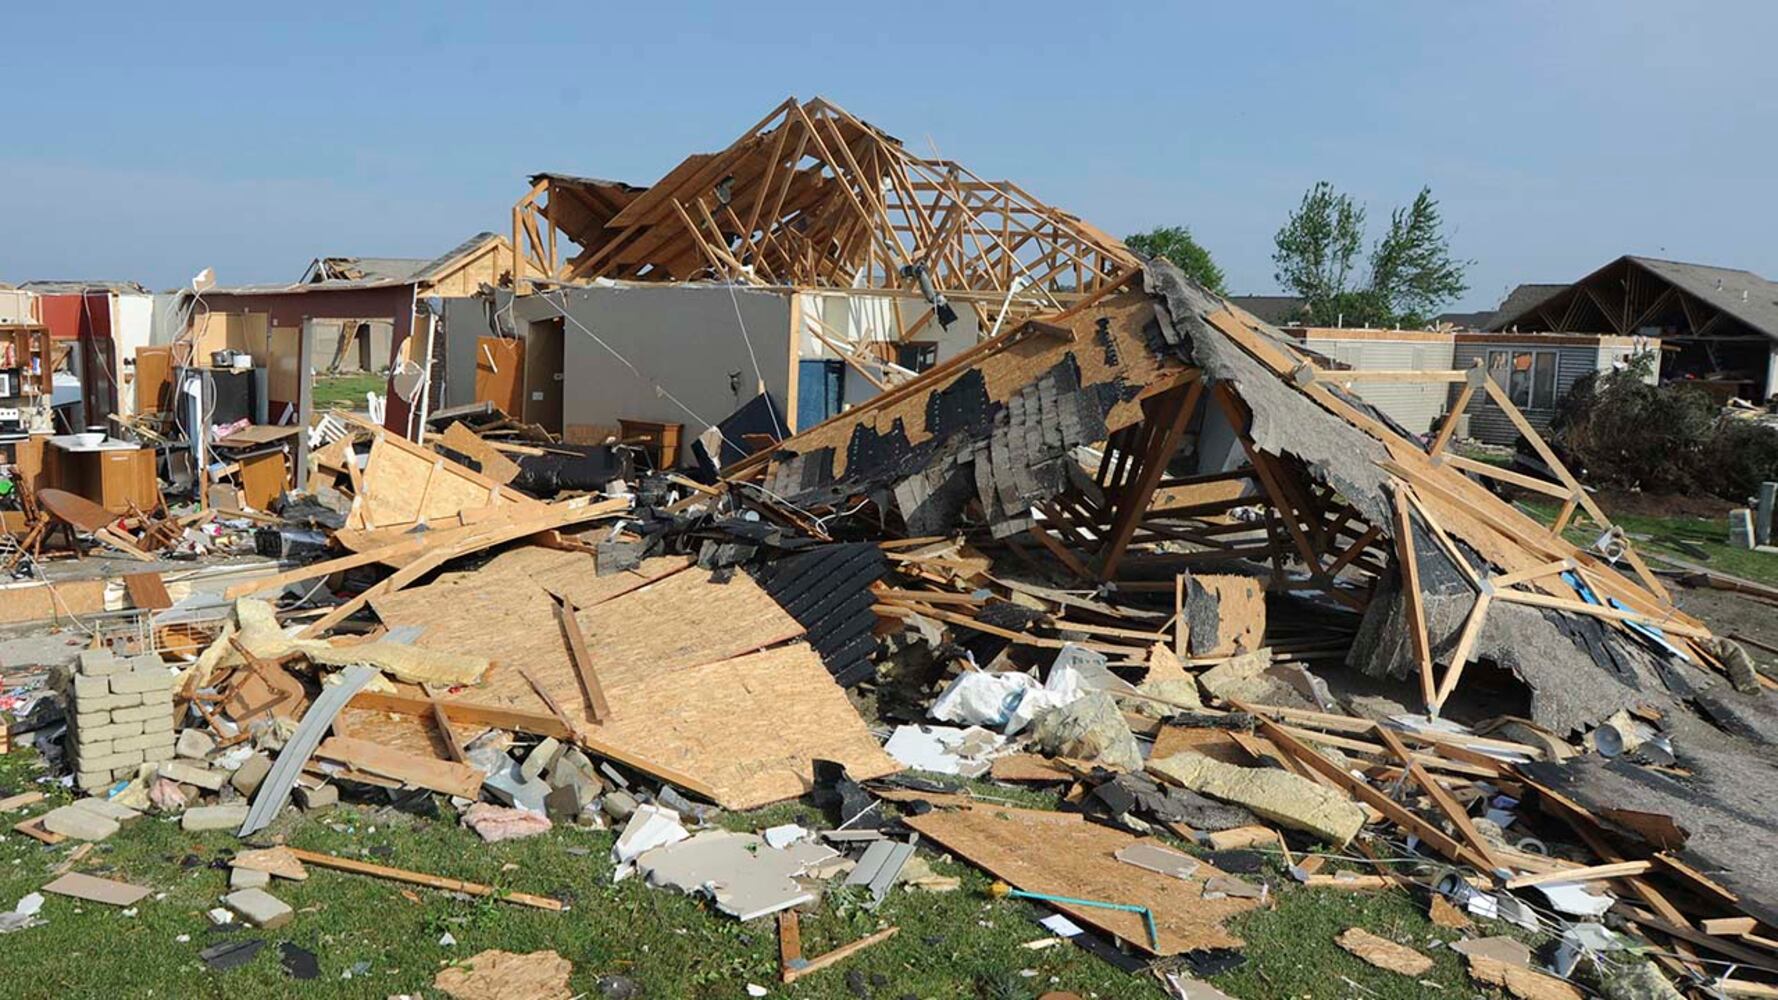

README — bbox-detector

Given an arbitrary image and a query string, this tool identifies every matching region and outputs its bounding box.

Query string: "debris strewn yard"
[5,95,1778,1000]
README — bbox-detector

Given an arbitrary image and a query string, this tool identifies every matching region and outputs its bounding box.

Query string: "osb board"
[335,707,451,759]
[1187,574,1265,656]
[905,804,1261,954]
[1151,478,1251,512]
[773,292,1186,479]
[0,579,107,625]
[579,644,899,809]
[351,434,541,531]
[988,754,1075,783]
[1149,727,1261,767]
[440,421,519,485]
[484,547,692,609]
[370,558,804,732]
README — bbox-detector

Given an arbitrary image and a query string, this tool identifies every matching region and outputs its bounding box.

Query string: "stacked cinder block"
[57,649,176,792]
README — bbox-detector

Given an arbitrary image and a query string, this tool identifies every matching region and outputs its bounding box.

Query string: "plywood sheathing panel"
[585,644,899,809]
[368,553,873,808]
[347,430,543,532]
[905,804,1261,955]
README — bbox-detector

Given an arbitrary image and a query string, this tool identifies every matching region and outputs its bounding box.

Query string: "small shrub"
[1706,418,1778,502]
[1550,353,1715,494]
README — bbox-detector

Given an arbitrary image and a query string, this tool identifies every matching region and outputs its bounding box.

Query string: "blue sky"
[5,2,1774,311]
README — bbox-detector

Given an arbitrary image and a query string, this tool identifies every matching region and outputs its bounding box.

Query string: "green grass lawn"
[310,374,387,411]
[1519,498,1778,587]
[0,750,1518,999]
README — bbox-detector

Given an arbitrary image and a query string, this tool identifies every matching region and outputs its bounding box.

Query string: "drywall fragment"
[40,872,151,906]
[636,830,829,920]
[1114,843,1201,881]
[1452,935,1533,967]
[612,804,687,865]
[1148,751,1365,845]
[1335,927,1433,976]
[883,724,1003,777]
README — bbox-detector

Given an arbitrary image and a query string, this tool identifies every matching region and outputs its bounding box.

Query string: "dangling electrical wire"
[530,291,748,457]
[720,278,785,440]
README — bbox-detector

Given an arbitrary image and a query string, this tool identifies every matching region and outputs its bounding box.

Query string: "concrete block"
[231,754,273,797]
[85,691,144,712]
[230,866,272,890]
[71,797,141,823]
[140,713,175,735]
[76,721,144,744]
[73,710,112,730]
[545,777,600,821]
[110,670,171,695]
[293,784,338,811]
[602,789,639,822]
[159,760,226,791]
[112,731,173,754]
[182,803,249,832]
[71,674,110,700]
[81,748,145,771]
[112,702,171,725]
[39,804,120,841]
[75,771,114,791]
[176,729,216,760]
[223,888,293,929]
[79,650,127,676]
[520,737,562,781]
[483,760,549,813]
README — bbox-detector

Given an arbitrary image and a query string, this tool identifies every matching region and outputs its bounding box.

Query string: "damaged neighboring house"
[180,231,510,428]
[433,96,1138,460]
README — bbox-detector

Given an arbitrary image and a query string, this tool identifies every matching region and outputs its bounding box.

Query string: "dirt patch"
[1672,584,1778,670]
[1589,489,1734,519]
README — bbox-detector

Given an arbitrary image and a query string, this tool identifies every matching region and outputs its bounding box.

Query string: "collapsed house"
[6,102,1778,1000]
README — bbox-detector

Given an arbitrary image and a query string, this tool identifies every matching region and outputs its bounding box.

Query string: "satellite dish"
[191,267,215,293]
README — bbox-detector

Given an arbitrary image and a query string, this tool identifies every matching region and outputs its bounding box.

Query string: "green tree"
[1271,182,1470,327]
[1125,225,1226,295]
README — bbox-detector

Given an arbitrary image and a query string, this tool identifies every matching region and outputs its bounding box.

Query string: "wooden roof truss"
[511,97,1138,321]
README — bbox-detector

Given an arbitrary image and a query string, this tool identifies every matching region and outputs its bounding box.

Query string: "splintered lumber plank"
[1392,497,1438,709]
[429,700,467,763]
[1703,917,1759,936]
[282,848,562,911]
[1236,701,1494,872]
[1373,725,1502,871]
[315,736,484,798]
[347,690,571,739]
[555,596,610,722]
[518,664,580,739]
[1504,860,1654,889]
[781,926,900,984]
[777,910,803,978]
[123,572,172,610]
[297,498,628,637]
[1432,591,1491,712]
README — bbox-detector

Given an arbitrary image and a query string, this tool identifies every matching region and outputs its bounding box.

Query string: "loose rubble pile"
[4,259,1778,998]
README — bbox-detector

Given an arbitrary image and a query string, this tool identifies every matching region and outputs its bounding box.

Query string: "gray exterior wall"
[1448,339,1656,446]
[508,284,793,449]
[1292,334,1457,435]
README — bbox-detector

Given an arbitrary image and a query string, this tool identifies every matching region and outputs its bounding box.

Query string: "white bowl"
[72,431,105,447]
